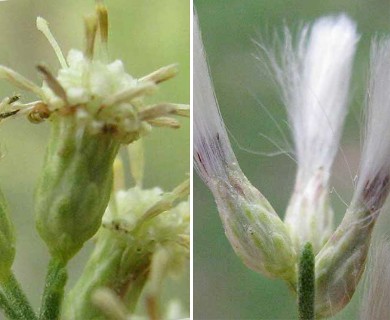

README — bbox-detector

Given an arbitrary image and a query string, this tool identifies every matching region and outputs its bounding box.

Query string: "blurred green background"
[194,0,390,319]
[0,0,189,317]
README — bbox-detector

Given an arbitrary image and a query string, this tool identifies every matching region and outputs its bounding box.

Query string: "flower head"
[0,8,188,144]
[0,4,188,262]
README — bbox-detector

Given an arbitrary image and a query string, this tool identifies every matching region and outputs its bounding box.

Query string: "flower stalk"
[39,259,67,320]
[0,187,32,320]
[0,291,19,320]
[1,273,37,320]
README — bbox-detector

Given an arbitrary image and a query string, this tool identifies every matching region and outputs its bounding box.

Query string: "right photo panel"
[194,1,390,319]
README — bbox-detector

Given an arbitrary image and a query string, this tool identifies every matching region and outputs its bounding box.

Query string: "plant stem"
[298,242,315,320]
[39,258,67,320]
[0,289,22,319]
[0,272,37,320]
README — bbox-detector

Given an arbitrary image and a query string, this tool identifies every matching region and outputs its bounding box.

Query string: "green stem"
[298,242,315,320]
[39,259,67,320]
[0,289,21,319]
[1,272,37,320]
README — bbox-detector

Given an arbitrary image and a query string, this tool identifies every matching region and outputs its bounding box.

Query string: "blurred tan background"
[0,0,189,316]
[194,0,390,319]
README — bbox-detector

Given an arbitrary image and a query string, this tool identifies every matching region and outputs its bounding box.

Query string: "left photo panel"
[0,1,190,319]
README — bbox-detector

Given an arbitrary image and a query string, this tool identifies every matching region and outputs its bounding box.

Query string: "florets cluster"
[0,11,188,144]
[103,185,190,253]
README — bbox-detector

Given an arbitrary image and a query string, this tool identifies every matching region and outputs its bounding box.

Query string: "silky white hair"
[193,12,237,186]
[262,15,359,185]
[353,38,390,212]
[360,237,390,320]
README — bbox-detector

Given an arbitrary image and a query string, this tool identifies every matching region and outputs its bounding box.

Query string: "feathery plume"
[263,15,359,252]
[354,38,390,214]
[360,237,390,320]
[193,17,236,186]
[268,15,358,181]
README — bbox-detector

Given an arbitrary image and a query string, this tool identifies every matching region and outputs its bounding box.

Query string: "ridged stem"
[1,273,37,320]
[39,258,67,320]
[298,243,315,320]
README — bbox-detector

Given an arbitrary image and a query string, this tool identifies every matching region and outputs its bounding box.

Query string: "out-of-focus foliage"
[194,0,390,319]
[0,0,189,315]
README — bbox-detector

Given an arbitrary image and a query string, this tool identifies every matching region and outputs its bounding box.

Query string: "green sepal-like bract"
[314,205,374,318]
[211,165,297,286]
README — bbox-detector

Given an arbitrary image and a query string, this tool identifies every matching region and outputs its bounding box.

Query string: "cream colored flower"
[0,9,188,144]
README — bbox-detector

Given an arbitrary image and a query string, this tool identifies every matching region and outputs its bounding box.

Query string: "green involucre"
[35,115,120,262]
[213,171,297,286]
